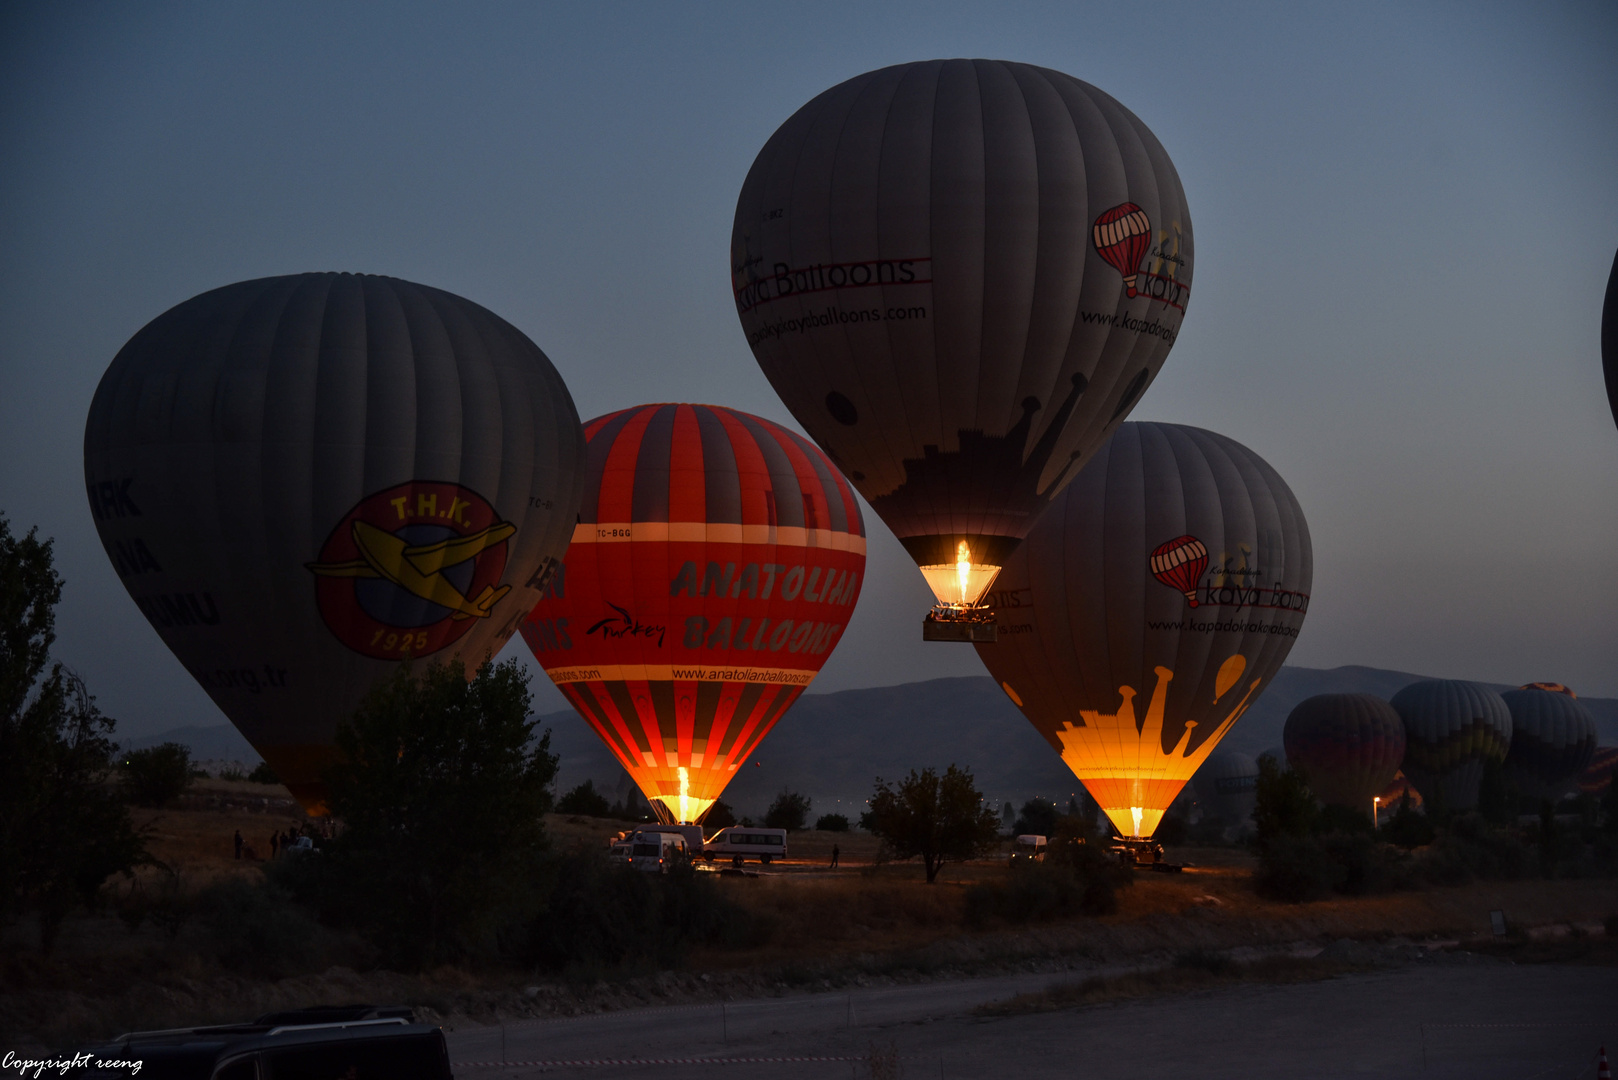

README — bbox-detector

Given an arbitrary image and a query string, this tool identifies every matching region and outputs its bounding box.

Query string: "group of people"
[233,821,328,861]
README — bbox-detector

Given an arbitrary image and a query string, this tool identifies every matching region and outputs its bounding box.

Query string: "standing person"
[233,831,243,860]
[269,832,279,857]
[830,844,840,869]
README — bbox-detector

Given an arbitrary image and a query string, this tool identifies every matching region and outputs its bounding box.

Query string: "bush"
[516,848,769,972]
[247,761,280,784]
[703,800,736,829]
[557,780,612,817]
[814,813,850,832]
[965,818,1129,926]
[1154,811,1190,846]
[195,876,342,978]
[764,790,811,831]
[120,742,193,807]
[1381,791,1435,849]
[1252,756,1316,845]
[1254,833,1343,902]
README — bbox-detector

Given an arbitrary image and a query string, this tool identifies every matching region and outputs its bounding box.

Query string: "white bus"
[702,827,788,866]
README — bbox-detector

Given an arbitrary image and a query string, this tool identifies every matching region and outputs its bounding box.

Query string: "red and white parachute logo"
[1149,535,1208,607]
[1092,203,1153,297]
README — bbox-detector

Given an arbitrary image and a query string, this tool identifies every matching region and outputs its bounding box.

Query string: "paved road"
[446,960,1616,1079]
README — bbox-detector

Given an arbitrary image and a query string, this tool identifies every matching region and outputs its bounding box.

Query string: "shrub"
[195,876,341,978]
[557,780,612,817]
[1252,756,1316,845]
[247,761,280,784]
[1381,791,1435,849]
[120,742,194,807]
[704,800,737,828]
[814,813,850,832]
[1254,833,1342,902]
[764,790,811,831]
[517,848,768,971]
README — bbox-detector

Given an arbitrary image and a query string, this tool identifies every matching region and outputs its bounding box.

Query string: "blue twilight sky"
[2,2,1616,739]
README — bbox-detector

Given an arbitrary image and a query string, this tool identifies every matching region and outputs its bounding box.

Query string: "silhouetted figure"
[830,844,840,868]
[269,832,279,857]
[233,830,243,860]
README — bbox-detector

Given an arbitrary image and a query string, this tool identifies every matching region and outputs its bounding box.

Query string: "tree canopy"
[0,514,147,949]
[292,657,558,967]
[861,765,1000,883]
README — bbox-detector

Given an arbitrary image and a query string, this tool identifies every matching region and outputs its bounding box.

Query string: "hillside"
[131,667,1618,819]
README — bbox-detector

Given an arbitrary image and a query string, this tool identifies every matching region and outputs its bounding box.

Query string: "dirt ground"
[5,792,1615,1054]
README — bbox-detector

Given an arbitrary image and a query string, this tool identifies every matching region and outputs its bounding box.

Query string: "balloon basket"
[922,610,997,643]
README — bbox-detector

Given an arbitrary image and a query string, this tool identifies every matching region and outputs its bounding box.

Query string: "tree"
[814,813,849,832]
[764,789,811,831]
[556,779,612,817]
[294,657,557,967]
[1012,798,1059,837]
[247,761,280,784]
[1251,753,1317,848]
[0,515,147,949]
[120,742,194,807]
[860,765,1000,883]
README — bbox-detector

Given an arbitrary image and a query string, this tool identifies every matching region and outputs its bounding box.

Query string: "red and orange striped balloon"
[521,404,866,823]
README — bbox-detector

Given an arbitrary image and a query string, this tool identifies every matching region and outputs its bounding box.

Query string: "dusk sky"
[3,2,1615,739]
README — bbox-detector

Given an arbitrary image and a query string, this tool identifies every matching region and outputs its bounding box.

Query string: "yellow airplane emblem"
[307,520,516,620]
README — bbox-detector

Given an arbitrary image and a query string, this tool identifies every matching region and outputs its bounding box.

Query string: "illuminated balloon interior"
[917,541,1001,614]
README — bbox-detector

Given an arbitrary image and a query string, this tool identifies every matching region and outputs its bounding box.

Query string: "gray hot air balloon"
[1603,247,1616,429]
[1191,751,1260,830]
[1388,680,1512,813]
[975,422,1311,839]
[1283,694,1406,811]
[1500,686,1597,803]
[84,273,586,812]
[731,60,1193,638]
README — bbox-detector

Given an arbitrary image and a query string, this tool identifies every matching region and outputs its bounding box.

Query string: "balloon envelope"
[1603,247,1617,429]
[1500,687,1597,802]
[85,273,585,811]
[1283,694,1406,810]
[521,404,866,823]
[1388,680,1512,812]
[731,60,1193,620]
[975,422,1311,839]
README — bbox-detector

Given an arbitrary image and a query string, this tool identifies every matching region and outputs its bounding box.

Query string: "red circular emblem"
[307,481,515,659]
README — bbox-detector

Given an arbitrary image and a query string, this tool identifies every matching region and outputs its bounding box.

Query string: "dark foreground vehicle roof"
[77,1006,451,1080]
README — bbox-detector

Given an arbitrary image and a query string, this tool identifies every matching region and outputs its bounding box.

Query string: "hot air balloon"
[1603,247,1617,429]
[1500,686,1597,803]
[521,404,866,824]
[975,422,1311,839]
[1191,751,1260,829]
[731,60,1193,640]
[85,273,585,813]
[1388,680,1512,812]
[1282,694,1406,811]
[1578,746,1617,796]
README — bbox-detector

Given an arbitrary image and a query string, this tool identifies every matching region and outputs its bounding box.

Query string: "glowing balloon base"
[1056,660,1263,841]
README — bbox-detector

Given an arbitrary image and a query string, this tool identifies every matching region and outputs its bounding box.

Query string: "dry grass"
[6,795,1616,1053]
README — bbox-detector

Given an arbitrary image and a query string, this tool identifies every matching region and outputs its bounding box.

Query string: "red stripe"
[596,407,656,522]
[583,407,633,442]
[712,408,774,528]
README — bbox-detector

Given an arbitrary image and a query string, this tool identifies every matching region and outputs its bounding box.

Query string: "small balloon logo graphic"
[307,480,515,659]
[1092,202,1154,297]
[1149,534,1208,607]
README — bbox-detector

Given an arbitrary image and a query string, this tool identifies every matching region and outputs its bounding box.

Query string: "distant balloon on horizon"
[84,273,586,812]
[1500,686,1597,803]
[1283,694,1406,811]
[731,60,1194,636]
[974,422,1312,841]
[1388,680,1512,812]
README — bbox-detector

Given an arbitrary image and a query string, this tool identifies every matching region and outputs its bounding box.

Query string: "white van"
[703,827,788,866]
[628,830,687,873]
[1010,834,1048,864]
